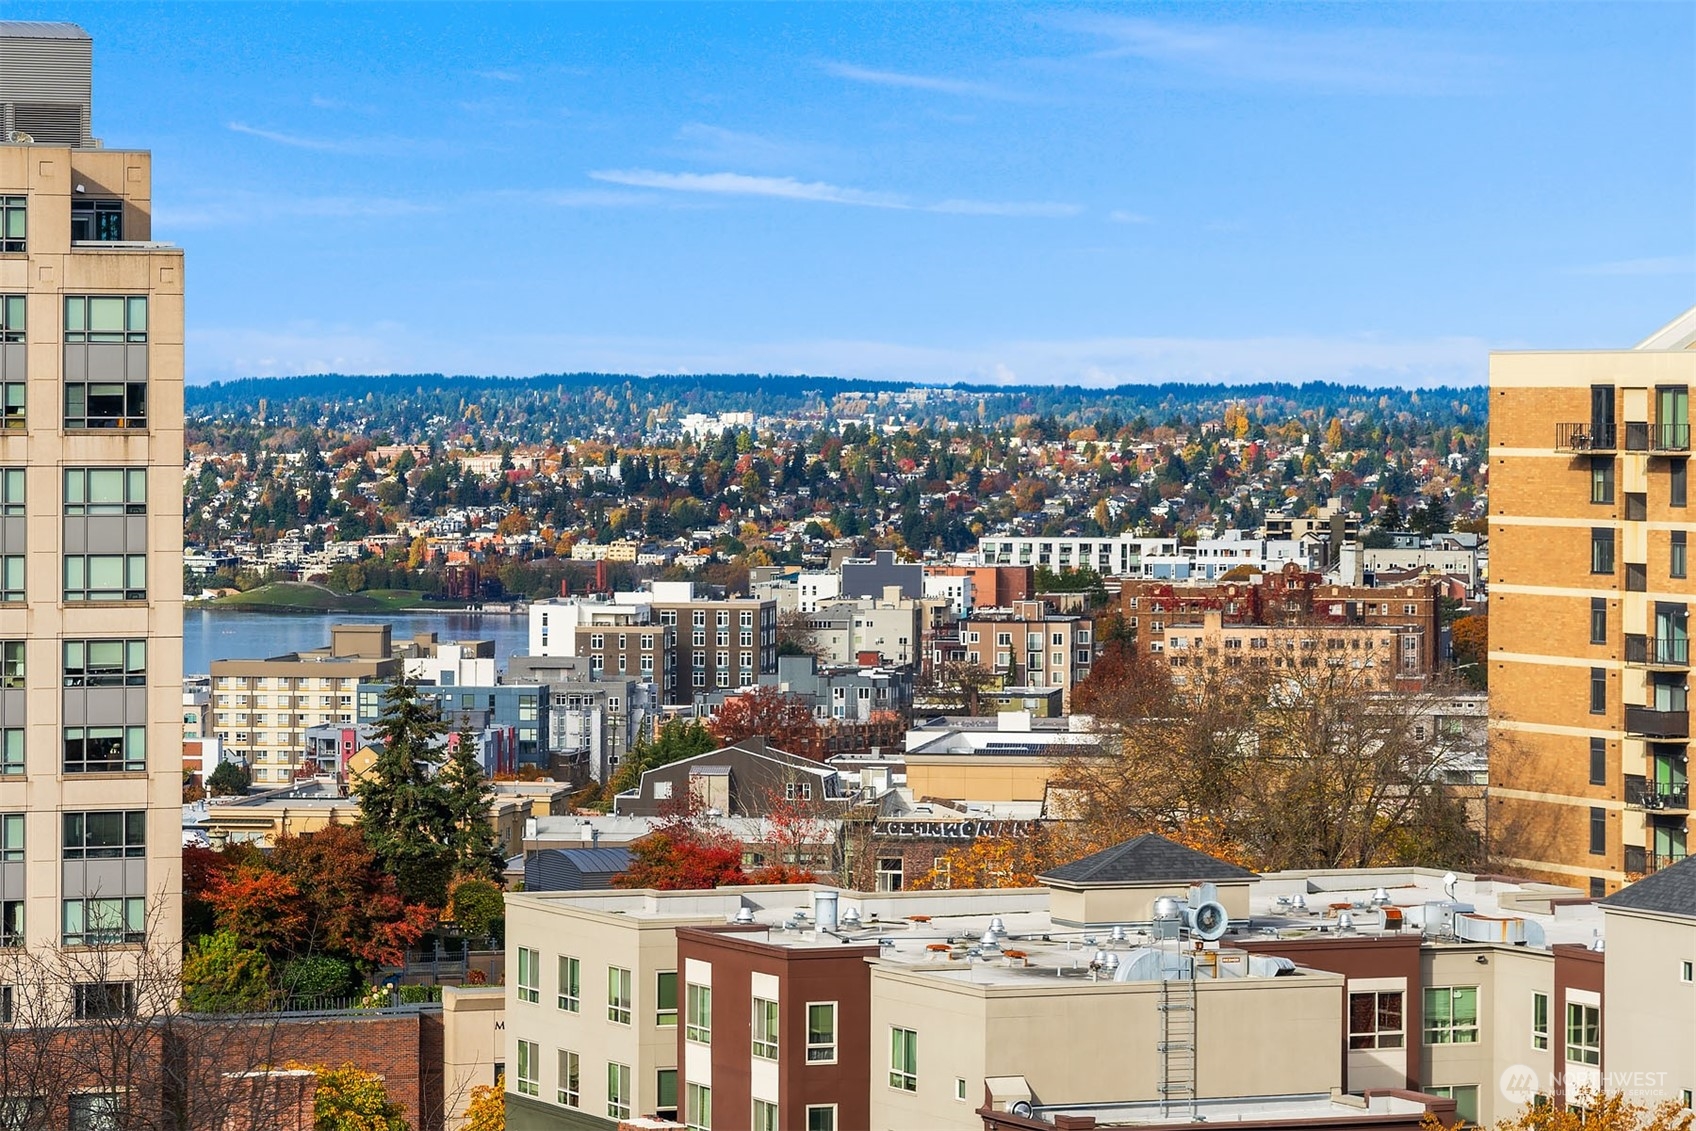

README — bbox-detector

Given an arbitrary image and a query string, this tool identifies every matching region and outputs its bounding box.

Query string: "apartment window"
[63,468,147,515]
[1426,1086,1479,1126]
[806,1106,838,1131]
[71,199,123,242]
[889,1026,918,1091]
[1591,599,1608,645]
[1591,458,1615,505]
[65,296,147,344]
[1566,1002,1601,1065]
[956,1078,969,1102]
[0,556,22,602]
[557,955,579,1011]
[0,296,20,428]
[655,970,677,1027]
[752,996,779,1060]
[515,1039,539,1096]
[607,966,632,1024]
[1347,990,1405,1049]
[1591,528,1615,574]
[1683,961,1694,983]
[63,726,146,773]
[64,555,146,601]
[1590,668,1607,715]
[0,641,21,691]
[63,640,147,687]
[516,947,539,1003]
[0,813,20,864]
[62,811,145,859]
[1532,991,1549,1050]
[656,1069,677,1119]
[0,470,22,519]
[807,1001,838,1063]
[754,1099,779,1131]
[1673,460,1689,508]
[685,981,712,1044]
[556,1049,579,1107]
[684,1083,711,1131]
[606,1063,631,1121]
[1589,738,1607,786]
[876,856,903,891]
[63,297,148,430]
[1628,562,1648,591]
[1589,806,1606,855]
[68,1094,122,1131]
[0,985,11,1021]
[0,900,18,947]
[0,197,23,252]
[1422,986,1479,1044]
[73,982,135,1020]
[1674,531,1689,579]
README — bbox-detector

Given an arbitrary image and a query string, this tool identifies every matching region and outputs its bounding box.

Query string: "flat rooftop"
[1023,1090,1437,1127]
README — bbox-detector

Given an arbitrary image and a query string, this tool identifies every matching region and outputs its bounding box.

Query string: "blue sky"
[14,2,1695,386]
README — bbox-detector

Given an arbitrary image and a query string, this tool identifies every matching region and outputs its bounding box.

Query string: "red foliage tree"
[707,686,825,759]
[269,824,437,968]
[613,817,749,891]
[204,864,309,954]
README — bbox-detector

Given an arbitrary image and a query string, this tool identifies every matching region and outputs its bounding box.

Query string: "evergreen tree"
[438,730,503,881]
[354,681,455,906]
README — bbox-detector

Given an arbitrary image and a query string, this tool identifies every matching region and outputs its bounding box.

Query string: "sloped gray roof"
[551,847,634,874]
[1602,856,1696,918]
[1040,833,1258,887]
[0,21,91,39]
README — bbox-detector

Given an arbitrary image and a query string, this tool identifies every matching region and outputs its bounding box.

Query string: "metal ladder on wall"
[1157,972,1198,1121]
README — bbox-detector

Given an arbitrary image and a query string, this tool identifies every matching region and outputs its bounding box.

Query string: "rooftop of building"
[1599,853,1696,919]
[0,20,90,39]
[999,1089,1440,1128]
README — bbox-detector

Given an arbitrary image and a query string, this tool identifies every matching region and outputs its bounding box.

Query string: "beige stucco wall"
[1603,907,1696,1108]
[869,962,1344,1131]
[0,145,184,979]
[905,757,1059,804]
[1048,879,1255,927]
[443,985,505,1128]
[504,893,726,1119]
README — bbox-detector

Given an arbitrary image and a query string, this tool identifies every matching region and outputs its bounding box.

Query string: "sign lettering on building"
[878,819,1040,840]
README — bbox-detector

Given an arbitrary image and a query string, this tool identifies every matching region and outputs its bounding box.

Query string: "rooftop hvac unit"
[1152,897,1183,941]
[1184,882,1229,942]
[1453,914,1527,945]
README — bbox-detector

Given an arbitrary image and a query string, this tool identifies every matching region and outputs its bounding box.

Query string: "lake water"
[183,608,532,676]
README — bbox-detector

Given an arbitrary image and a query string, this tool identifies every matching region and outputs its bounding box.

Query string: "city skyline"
[8,2,1694,387]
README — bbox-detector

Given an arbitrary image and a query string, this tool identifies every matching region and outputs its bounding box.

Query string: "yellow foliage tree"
[291,1063,410,1131]
[464,1076,506,1131]
[1418,1090,1695,1131]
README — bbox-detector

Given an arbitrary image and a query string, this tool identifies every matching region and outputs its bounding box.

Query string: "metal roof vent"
[1371,887,1391,906]
[1109,924,1128,944]
[1292,893,1308,912]
[841,906,861,927]
[734,906,754,924]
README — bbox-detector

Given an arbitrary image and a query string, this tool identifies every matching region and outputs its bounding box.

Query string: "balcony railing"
[1651,423,1692,452]
[1648,850,1689,874]
[1556,423,1616,452]
[1625,635,1690,668]
[1625,776,1691,812]
[1625,705,1690,739]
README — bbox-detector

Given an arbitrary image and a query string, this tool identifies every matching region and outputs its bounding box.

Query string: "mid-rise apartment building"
[978,534,1176,576]
[209,624,401,783]
[1490,308,1696,891]
[504,844,1696,1131]
[959,600,1094,706]
[0,20,186,994]
[527,582,776,706]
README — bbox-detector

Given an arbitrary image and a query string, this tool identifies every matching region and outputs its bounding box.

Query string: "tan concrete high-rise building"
[1490,307,1696,894]
[1,20,186,990]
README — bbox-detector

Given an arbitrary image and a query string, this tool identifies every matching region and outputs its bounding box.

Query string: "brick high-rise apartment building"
[1,20,186,1005]
[1490,307,1696,893]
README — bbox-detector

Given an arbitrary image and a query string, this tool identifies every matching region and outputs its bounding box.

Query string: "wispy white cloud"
[474,69,522,83]
[588,168,1078,219]
[1058,14,1497,94]
[1108,210,1152,224]
[822,61,1007,99]
[227,122,354,152]
[589,169,908,209]
[1567,255,1696,277]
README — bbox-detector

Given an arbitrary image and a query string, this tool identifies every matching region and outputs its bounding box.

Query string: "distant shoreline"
[194,582,528,616]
